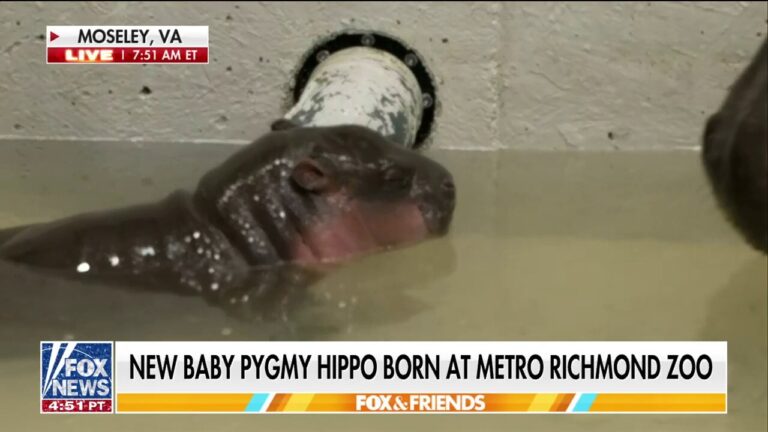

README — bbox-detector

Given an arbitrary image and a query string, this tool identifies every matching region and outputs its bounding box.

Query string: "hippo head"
[701,38,768,253]
[195,120,456,266]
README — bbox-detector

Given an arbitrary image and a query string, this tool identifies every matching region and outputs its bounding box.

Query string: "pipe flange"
[292,31,437,149]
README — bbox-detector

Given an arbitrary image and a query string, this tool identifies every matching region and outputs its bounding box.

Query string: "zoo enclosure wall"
[0,1,766,151]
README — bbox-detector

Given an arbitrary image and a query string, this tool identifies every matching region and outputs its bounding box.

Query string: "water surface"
[0,140,765,431]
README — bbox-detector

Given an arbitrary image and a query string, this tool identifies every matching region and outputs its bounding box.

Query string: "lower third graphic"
[40,341,113,413]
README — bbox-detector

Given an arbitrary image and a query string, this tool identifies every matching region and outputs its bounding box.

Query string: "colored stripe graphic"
[117,393,253,412]
[245,393,270,412]
[588,393,726,412]
[304,394,358,412]
[553,393,575,412]
[527,393,559,411]
[267,393,290,412]
[572,393,598,412]
[115,393,726,413]
[283,393,315,411]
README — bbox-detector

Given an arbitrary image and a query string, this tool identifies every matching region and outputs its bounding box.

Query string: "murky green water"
[0,141,765,431]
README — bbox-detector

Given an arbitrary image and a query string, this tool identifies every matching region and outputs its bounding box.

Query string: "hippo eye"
[383,167,411,189]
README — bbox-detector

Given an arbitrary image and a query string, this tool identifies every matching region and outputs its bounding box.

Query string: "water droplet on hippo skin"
[221,327,232,337]
[77,262,90,273]
[137,246,156,257]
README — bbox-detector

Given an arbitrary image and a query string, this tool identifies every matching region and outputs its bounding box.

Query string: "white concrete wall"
[0,1,766,150]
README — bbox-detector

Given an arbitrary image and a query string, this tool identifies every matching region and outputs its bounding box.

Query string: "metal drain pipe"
[284,46,425,148]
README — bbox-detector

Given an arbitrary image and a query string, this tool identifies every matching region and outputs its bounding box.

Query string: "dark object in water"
[702,38,767,253]
[0,120,456,319]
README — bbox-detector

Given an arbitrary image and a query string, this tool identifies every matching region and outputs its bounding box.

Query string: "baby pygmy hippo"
[0,120,456,317]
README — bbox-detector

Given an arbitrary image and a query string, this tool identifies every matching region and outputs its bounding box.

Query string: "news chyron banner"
[41,341,726,414]
[46,26,208,64]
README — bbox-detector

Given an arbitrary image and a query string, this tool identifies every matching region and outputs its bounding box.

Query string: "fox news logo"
[40,342,113,413]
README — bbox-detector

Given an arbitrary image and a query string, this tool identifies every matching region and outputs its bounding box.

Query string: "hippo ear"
[291,159,330,192]
[271,119,300,131]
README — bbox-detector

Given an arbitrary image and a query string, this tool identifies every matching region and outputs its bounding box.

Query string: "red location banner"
[46,26,209,65]
[47,47,208,64]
